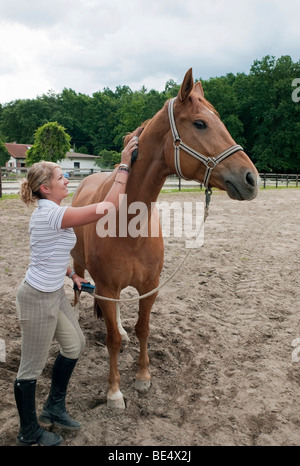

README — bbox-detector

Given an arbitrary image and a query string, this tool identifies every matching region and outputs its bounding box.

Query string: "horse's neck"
[126,110,171,205]
[127,160,167,205]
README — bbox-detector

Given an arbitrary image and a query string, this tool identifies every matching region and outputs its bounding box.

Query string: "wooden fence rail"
[0,167,299,197]
[260,173,300,188]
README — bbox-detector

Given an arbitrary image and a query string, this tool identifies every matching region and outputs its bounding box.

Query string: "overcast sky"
[0,0,299,104]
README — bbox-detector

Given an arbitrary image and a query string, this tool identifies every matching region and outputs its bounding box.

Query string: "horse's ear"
[194,81,204,97]
[178,68,194,102]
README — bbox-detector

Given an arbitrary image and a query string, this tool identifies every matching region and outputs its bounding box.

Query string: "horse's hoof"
[107,397,125,409]
[134,379,151,393]
[107,390,125,409]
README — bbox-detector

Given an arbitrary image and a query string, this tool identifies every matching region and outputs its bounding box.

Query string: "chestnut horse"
[71,68,258,408]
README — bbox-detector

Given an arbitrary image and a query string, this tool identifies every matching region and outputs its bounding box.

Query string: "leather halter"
[168,97,243,187]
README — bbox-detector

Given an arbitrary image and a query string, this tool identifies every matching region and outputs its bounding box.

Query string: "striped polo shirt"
[25,199,77,292]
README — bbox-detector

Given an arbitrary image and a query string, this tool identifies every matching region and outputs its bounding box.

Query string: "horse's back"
[71,172,114,269]
[72,172,113,207]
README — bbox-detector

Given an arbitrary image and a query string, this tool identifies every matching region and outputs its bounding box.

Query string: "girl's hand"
[72,274,89,291]
[121,137,138,166]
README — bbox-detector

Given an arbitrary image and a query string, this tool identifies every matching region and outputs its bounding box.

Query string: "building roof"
[5,143,99,159]
[5,143,32,159]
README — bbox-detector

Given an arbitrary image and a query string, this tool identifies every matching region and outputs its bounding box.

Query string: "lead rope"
[89,188,212,303]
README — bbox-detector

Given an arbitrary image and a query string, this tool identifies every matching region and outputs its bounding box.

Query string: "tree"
[1,56,299,172]
[164,79,180,98]
[202,75,246,147]
[26,122,71,166]
[96,149,121,169]
[0,139,9,166]
[113,88,164,148]
[246,55,300,171]
[0,96,59,144]
[113,91,146,148]
[87,91,119,154]
[57,88,93,153]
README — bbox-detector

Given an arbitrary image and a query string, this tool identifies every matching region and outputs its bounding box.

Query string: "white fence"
[0,167,299,196]
[259,173,300,188]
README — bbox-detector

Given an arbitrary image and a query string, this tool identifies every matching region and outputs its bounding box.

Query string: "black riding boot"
[39,354,81,430]
[14,379,63,446]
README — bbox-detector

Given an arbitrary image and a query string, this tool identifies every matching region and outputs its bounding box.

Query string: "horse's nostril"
[246,172,256,187]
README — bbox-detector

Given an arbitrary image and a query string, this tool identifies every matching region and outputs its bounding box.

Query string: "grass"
[261,184,300,190]
[0,193,19,200]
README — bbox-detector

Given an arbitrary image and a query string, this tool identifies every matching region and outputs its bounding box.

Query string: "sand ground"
[1,188,300,446]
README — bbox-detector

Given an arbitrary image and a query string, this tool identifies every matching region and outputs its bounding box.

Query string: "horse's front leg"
[99,299,125,409]
[134,290,158,393]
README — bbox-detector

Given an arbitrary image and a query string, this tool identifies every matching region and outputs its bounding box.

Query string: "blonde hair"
[19,161,60,206]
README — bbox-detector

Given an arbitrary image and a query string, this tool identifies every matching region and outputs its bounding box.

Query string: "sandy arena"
[0,188,300,446]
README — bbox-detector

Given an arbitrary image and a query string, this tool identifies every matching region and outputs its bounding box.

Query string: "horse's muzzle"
[225,171,259,200]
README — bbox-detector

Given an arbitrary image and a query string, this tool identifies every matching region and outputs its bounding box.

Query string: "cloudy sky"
[0,0,299,104]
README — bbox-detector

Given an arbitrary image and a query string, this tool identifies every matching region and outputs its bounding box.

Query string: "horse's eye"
[193,120,206,130]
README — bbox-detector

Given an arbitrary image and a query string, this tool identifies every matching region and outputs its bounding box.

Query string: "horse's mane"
[123,120,151,165]
[123,120,150,146]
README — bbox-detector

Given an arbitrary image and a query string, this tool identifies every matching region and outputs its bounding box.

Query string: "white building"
[4,143,100,174]
[61,151,100,174]
[5,143,31,170]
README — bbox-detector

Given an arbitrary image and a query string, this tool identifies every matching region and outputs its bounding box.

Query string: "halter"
[168,97,243,187]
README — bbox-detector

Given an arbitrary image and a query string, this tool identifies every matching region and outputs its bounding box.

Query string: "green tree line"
[0,55,299,172]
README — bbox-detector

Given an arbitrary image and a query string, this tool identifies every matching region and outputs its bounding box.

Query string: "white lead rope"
[92,246,194,303]
[87,190,211,304]
[81,95,243,304]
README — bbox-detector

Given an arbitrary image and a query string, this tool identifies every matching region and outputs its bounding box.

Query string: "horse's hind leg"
[134,290,158,393]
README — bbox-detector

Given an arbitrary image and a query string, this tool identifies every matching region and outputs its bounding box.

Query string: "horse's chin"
[225,180,258,201]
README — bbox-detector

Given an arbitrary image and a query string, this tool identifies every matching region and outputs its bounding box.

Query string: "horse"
[71,68,258,408]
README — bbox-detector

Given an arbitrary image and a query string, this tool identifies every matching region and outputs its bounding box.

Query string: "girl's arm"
[61,137,137,229]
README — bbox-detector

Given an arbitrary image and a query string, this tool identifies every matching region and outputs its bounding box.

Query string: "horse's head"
[165,68,258,200]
